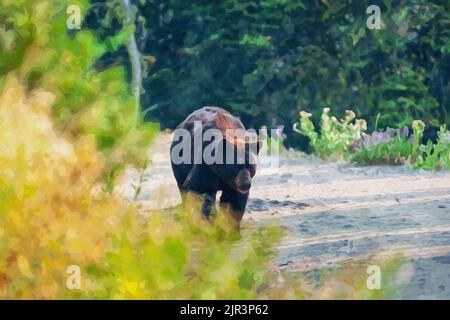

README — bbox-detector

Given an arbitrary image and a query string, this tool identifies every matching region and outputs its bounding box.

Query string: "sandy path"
[116,134,450,298]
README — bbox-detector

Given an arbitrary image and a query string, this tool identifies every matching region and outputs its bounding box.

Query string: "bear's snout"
[234,170,252,193]
[239,180,251,192]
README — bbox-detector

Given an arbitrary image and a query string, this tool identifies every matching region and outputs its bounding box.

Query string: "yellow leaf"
[17,255,33,279]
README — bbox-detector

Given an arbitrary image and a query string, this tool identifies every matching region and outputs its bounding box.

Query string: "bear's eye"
[233,165,244,175]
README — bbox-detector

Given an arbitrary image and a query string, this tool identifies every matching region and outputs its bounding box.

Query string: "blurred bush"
[0,75,124,298]
[0,0,157,179]
[0,76,292,299]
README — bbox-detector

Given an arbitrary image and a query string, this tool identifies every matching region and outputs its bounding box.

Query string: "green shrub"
[352,120,450,169]
[352,137,413,165]
[413,122,450,170]
[352,127,413,165]
[293,108,367,160]
[295,109,450,170]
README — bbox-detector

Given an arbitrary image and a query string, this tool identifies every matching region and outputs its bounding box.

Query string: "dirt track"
[117,134,450,299]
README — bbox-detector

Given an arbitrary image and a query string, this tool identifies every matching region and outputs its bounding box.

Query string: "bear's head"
[211,135,261,194]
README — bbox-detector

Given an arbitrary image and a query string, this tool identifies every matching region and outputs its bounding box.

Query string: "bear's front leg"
[220,184,249,224]
[201,193,217,218]
[186,164,219,218]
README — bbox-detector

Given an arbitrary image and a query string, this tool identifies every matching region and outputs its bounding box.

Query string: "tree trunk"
[121,0,141,127]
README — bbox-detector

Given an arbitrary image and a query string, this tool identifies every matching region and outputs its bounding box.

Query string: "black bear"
[170,106,260,225]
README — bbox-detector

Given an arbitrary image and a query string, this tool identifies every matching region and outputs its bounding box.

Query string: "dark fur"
[170,106,259,224]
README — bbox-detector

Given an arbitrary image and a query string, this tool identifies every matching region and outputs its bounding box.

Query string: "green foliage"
[293,108,367,160]
[296,108,450,170]
[353,120,450,170]
[351,126,414,165]
[352,137,413,165]
[96,202,286,300]
[413,123,450,170]
[0,0,157,173]
[87,0,450,147]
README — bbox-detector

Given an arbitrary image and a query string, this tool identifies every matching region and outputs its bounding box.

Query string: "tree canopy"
[87,0,449,147]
